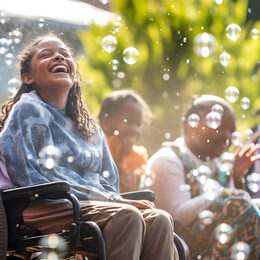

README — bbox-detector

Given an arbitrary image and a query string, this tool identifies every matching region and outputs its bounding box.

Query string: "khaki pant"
[23,200,174,260]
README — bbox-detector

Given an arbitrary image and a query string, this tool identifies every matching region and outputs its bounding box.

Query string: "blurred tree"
[78,0,260,154]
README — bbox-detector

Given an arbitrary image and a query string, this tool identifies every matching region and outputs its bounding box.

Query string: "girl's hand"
[116,198,155,209]
[233,143,260,187]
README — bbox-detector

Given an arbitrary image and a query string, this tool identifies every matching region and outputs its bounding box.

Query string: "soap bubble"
[139,168,155,188]
[240,97,251,110]
[226,24,241,41]
[0,38,11,55]
[123,47,139,64]
[211,104,224,116]
[251,28,260,40]
[9,29,23,44]
[110,59,119,70]
[198,210,214,225]
[245,128,254,141]
[225,86,240,103]
[187,113,200,128]
[219,152,235,172]
[163,73,170,81]
[215,223,233,244]
[246,173,260,194]
[102,35,117,53]
[231,131,243,146]
[194,32,216,57]
[102,170,110,179]
[38,18,46,28]
[4,53,15,66]
[214,0,223,4]
[38,145,62,170]
[206,111,222,129]
[231,241,250,260]
[219,51,231,67]
[113,130,119,136]
[8,78,20,96]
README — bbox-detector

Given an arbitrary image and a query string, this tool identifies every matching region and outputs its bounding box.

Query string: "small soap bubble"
[110,59,119,70]
[219,51,231,67]
[226,24,241,41]
[214,0,223,4]
[113,130,119,136]
[117,71,125,78]
[231,131,243,146]
[163,73,170,81]
[0,38,11,55]
[4,52,15,66]
[225,86,240,103]
[211,104,224,116]
[215,223,233,244]
[246,173,260,194]
[38,145,62,170]
[0,12,5,24]
[198,210,214,225]
[102,170,110,178]
[251,28,260,40]
[206,111,222,129]
[231,242,250,260]
[123,47,139,64]
[165,132,171,139]
[193,32,216,57]
[186,59,190,64]
[67,156,74,163]
[187,114,200,128]
[102,35,117,53]
[240,97,251,110]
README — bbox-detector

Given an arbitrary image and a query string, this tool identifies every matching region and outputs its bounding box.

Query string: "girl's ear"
[21,73,34,85]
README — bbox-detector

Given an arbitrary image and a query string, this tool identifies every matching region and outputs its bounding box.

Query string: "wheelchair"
[0,181,186,260]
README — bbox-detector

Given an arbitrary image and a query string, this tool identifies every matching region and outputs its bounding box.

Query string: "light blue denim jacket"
[0,90,120,201]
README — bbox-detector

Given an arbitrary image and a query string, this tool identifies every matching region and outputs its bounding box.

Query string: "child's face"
[107,100,143,151]
[185,109,236,159]
[23,37,76,94]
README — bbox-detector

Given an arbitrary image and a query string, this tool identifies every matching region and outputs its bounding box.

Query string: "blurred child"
[99,89,153,192]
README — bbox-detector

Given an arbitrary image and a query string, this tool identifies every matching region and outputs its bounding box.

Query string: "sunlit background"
[1,0,260,154]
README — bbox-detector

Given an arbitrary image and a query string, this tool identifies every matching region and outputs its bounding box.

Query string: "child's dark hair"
[98,89,153,126]
[0,33,96,138]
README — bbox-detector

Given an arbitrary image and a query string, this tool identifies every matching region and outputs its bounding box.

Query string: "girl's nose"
[54,53,65,60]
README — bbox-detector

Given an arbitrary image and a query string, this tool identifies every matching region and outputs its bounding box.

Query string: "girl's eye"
[40,53,51,58]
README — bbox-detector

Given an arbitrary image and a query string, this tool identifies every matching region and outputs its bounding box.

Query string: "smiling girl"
[0,34,174,259]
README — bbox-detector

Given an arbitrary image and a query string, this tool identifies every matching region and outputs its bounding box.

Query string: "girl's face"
[105,100,143,151]
[185,109,236,160]
[22,37,76,95]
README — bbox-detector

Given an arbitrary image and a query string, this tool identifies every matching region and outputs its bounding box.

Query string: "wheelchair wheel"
[0,195,8,260]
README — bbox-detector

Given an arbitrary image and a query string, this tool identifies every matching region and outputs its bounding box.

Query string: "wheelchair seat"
[0,182,187,260]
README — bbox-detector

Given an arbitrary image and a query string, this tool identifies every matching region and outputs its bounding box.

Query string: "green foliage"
[78,0,260,153]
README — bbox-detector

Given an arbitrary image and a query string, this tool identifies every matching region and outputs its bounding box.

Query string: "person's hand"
[116,198,155,209]
[233,143,260,179]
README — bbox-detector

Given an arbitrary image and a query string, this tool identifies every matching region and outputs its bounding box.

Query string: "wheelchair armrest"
[120,190,155,202]
[1,181,70,202]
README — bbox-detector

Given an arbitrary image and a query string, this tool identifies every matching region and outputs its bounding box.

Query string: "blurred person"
[147,95,260,259]
[99,89,153,192]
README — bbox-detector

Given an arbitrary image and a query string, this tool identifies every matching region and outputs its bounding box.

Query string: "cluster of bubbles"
[139,166,156,188]
[101,35,139,65]
[39,234,66,260]
[246,173,260,194]
[38,145,62,170]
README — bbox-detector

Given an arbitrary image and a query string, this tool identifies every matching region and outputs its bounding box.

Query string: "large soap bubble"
[123,47,139,64]
[102,35,117,53]
[226,24,241,41]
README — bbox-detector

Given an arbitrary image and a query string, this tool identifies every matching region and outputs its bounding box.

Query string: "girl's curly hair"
[0,33,97,138]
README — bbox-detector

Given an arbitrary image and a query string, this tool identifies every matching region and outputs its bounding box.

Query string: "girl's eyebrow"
[37,47,70,55]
